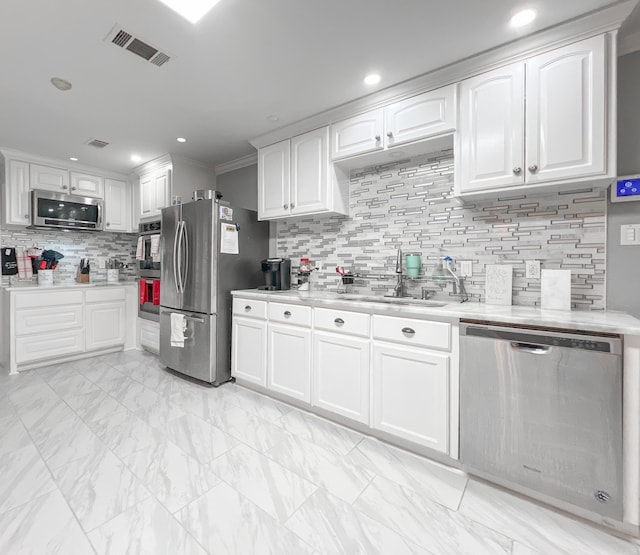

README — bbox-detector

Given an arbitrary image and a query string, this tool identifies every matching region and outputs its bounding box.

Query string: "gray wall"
[215,164,258,211]
[608,51,640,317]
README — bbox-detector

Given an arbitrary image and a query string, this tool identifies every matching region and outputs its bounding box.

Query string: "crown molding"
[215,152,258,175]
[619,28,640,56]
[250,0,636,150]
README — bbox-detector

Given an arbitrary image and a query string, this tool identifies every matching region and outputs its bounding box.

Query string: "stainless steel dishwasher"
[459,320,623,520]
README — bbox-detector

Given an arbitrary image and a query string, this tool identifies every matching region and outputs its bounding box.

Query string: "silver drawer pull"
[284,311,292,318]
[402,327,415,336]
[334,318,345,326]
[244,305,252,312]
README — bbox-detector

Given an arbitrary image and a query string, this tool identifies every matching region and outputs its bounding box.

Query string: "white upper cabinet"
[257,128,348,220]
[291,127,329,215]
[70,172,104,198]
[385,87,456,147]
[331,110,384,160]
[331,84,457,161]
[104,178,131,232]
[139,167,171,220]
[525,34,606,184]
[258,139,291,219]
[457,34,609,195]
[29,163,70,193]
[4,159,31,225]
[457,63,525,192]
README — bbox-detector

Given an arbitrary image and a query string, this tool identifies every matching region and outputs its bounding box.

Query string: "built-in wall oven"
[137,220,161,322]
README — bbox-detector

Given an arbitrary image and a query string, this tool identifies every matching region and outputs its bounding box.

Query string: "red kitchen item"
[152,279,160,305]
[139,279,148,305]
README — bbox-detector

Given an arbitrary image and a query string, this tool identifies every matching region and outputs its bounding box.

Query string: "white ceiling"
[0,0,637,174]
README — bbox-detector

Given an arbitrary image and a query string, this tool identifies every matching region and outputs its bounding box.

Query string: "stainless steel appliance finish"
[137,220,161,322]
[460,321,623,520]
[160,198,269,385]
[31,190,103,231]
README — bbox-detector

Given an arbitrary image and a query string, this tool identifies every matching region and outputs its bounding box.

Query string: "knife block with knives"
[77,258,90,283]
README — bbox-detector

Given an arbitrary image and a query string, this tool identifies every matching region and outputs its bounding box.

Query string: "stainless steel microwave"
[31,190,103,231]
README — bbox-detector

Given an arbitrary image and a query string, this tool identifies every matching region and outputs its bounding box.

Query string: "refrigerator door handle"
[177,221,186,293]
[182,221,190,292]
[172,223,181,294]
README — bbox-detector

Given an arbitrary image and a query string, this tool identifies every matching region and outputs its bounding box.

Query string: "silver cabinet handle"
[375,135,381,141]
[24,214,29,219]
[62,185,68,190]
[244,305,252,312]
[106,222,111,227]
[284,203,289,209]
[284,310,292,318]
[513,167,522,175]
[402,327,415,336]
[71,186,77,191]
[290,203,295,209]
[528,164,538,173]
[334,318,345,326]
[387,132,393,138]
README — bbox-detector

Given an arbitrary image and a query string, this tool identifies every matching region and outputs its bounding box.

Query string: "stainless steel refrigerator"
[159,198,269,385]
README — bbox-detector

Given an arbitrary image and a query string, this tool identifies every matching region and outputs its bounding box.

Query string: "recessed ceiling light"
[510,8,536,28]
[266,115,280,122]
[176,137,187,143]
[69,157,78,162]
[363,73,381,86]
[156,0,222,24]
[50,77,72,91]
[130,154,142,163]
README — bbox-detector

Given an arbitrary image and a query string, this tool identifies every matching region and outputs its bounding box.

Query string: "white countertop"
[232,289,640,335]
[2,280,137,291]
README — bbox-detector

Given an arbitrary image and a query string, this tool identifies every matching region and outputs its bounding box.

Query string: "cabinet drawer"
[268,302,311,326]
[15,329,84,363]
[233,298,267,319]
[15,305,83,335]
[314,307,370,337]
[86,287,125,303]
[372,315,450,350]
[15,290,83,309]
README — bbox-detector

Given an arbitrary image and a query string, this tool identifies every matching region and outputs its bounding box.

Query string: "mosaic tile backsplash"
[1,226,138,285]
[276,149,606,310]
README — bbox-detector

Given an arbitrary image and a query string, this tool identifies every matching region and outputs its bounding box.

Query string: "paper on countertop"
[220,223,239,255]
[541,269,571,311]
[485,264,513,306]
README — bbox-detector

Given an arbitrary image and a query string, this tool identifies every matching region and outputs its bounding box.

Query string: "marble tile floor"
[0,349,638,555]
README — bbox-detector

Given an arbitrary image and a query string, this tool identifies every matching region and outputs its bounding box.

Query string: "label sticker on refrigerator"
[220,223,239,254]
[219,206,233,221]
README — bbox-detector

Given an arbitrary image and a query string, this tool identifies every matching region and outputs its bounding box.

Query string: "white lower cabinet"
[372,342,449,453]
[313,331,370,424]
[15,329,85,364]
[86,302,126,350]
[232,316,267,386]
[138,318,160,354]
[267,322,311,403]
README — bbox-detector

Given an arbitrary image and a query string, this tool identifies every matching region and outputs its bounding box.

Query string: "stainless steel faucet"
[392,248,405,297]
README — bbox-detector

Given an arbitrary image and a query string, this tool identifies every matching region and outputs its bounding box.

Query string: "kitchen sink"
[337,295,447,308]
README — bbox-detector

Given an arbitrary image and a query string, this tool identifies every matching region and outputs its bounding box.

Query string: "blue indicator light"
[616,178,640,197]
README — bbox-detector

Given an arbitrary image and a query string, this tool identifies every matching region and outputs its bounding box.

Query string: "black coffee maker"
[260,258,291,290]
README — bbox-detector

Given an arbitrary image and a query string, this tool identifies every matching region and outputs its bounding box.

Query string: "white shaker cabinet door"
[457,62,525,193]
[258,139,291,219]
[232,316,267,387]
[267,322,311,403]
[384,85,456,147]
[5,159,31,225]
[140,174,156,218]
[85,302,126,351]
[330,109,384,160]
[291,127,329,215]
[29,163,69,193]
[104,178,131,232]
[153,170,170,212]
[70,172,104,198]
[525,34,607,184]
[313,331,370,424]
[372,342,449,453]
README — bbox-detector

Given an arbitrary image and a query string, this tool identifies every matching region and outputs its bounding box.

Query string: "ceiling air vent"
[87,139,109,149]
[105,24,172,67]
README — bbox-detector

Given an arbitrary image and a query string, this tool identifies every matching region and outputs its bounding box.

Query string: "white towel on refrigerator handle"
[150,234,161,263]
[135,236,145,260]
[170,313,187,348]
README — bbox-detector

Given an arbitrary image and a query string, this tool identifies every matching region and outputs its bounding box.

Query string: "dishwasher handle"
[511,342,550,355]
